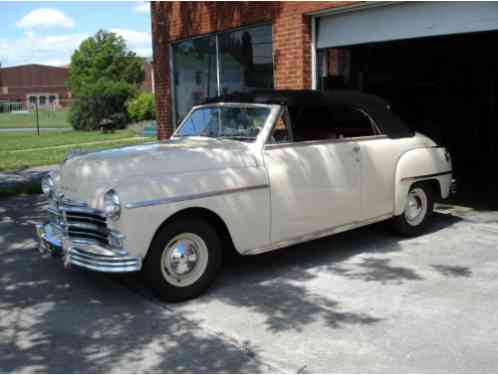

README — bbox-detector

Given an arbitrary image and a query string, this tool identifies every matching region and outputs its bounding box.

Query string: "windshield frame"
[172,102,278,144]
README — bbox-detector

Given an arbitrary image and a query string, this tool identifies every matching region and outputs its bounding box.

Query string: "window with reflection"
[219,25,273,94]
[172,36,218,123]
[171,24,273,126]
[175,105,271,142]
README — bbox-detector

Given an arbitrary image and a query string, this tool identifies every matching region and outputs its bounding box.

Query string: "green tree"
[68,30,145,130]
[70,80,137,131]
[127,92,156,122]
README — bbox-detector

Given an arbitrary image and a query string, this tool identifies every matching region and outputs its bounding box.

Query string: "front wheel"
[144,217,222,302]
[391,182,434,237]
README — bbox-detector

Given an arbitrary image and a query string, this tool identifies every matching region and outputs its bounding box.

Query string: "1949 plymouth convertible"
[37,90,455,301]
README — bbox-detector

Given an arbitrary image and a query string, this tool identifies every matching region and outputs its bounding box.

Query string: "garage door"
[317,2,498,49]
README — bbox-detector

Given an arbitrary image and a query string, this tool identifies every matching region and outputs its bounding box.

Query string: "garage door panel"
[317,2,498,49]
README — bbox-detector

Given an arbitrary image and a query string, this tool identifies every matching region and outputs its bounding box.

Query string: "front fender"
[109,166,270,258]
[394,147,452,216]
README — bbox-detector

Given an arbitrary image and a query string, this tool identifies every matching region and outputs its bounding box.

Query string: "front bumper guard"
[450,178,457,195]
[36,223,142,273]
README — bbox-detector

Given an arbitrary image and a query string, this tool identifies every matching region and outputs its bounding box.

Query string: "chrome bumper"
[36,222,142,273]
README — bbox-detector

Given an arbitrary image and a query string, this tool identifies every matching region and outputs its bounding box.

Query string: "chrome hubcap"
[404,187,427,226]
[161,233,208,287]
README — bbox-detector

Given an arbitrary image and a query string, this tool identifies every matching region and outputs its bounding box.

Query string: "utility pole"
[35,100,40,136]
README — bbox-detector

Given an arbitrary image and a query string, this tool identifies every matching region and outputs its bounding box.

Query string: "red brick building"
[141,58,155,94]
[0,64,70,108]
[151,1,350,139]
[151,1,498,191]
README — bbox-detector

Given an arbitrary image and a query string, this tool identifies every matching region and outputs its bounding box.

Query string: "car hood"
[58,137,257,203]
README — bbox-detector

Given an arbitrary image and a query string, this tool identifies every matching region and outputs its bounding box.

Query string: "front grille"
[50,196,109,246]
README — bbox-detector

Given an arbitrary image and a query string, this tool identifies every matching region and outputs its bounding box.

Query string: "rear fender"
[394,147,452,216]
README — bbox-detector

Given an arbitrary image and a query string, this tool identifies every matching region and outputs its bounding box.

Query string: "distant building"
[0,64,70,107]
[141,58,155,94]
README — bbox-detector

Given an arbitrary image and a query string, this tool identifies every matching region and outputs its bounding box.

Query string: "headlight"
[103,189,121,220]
[41,175,54,195]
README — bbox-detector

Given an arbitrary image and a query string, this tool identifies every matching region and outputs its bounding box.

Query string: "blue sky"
[0,1,152,67]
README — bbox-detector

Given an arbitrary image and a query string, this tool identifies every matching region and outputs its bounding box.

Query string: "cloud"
[111,28,152,57]
[42,59,67,67]
[16,8,75,29]
[133,2,150,14]
[0,27,152,67]
[0,32,88,67]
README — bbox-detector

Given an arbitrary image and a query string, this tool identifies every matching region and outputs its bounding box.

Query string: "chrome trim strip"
[401,170,453,182]
[311,15,317,89]
[65,222,109,233]
[244,213,392,256]
[265,135,388,150]
[125,184,270,209]
[60,205,106,216]
[215,35,221,96]
[62,198,89,208]
[66,214,107,225]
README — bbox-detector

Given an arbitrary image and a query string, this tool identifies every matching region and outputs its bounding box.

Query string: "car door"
[263,108,361,244]
[329,106,407,220]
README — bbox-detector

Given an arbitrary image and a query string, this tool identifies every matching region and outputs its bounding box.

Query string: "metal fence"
[0,99,157,137]
[0,99,73,133]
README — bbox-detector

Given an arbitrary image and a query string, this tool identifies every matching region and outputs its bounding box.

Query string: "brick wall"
[0,64,70,103]
[140,60,154,94]
[151,1,353,139]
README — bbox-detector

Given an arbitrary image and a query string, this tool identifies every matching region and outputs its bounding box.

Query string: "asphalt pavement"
[1,195,498,372]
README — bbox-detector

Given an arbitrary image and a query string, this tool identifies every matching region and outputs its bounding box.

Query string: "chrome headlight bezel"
[103,189,121,221]
[41,175,54,196]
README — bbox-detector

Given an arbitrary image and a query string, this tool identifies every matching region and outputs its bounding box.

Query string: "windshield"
[174,105,271,141]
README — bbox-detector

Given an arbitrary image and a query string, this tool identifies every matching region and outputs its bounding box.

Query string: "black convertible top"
[202,89,413,138]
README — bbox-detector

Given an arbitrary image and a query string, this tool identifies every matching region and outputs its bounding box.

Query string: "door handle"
[352,145,360,153]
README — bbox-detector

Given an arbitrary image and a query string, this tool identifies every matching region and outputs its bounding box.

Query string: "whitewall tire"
[391,182,434,236]
[144,217,222,302]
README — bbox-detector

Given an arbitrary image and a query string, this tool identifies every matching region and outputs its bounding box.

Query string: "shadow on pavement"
[0,196,267,372]
[205,212,461,333]
[0,195,466,372]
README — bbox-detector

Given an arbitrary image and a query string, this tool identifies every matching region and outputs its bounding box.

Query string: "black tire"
[143,217,222,302]
[391,182,434,237]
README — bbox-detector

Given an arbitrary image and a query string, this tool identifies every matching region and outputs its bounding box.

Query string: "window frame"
[265,104,387,150]
[169,23,274,128]
[265,106,294,145]
[328,106,383,139]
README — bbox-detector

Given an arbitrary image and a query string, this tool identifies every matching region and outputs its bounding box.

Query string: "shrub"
[127,92,156,122]
[69,80,137,131]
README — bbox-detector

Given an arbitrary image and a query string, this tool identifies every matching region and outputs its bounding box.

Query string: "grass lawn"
[0,108,71,129]
[1,129,138,152]
[0,130,154,171]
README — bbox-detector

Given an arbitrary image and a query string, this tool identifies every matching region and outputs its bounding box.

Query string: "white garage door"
[317,2,498,49]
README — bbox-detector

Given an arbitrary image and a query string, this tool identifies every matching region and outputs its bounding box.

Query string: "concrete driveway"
[1,195,498,372]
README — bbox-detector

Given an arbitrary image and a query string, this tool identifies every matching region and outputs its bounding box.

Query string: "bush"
[127,92,156,122]
[69,80,137,131]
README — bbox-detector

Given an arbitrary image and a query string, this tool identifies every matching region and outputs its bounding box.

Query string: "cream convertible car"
[37,90,454,301]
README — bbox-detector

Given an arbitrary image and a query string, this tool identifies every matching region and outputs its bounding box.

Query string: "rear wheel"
[391,182,434,236]
[144,217,222,302]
